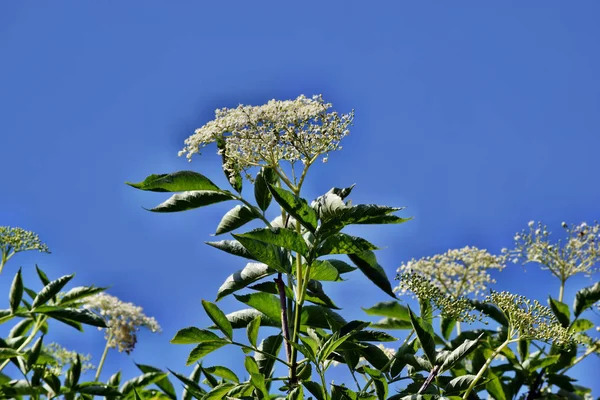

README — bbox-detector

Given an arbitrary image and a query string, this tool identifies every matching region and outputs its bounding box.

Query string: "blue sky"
[1,1,599,395]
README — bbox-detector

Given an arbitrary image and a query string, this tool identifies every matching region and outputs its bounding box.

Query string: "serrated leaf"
[26,335,43,370]
[35,265,50,286]
[408,306,437,366]
[308,260,340,281]
[445,375,478,394]
[186,340,229,365]
[233,234,290,273]
[255,167,278,211]
[358,343,392,371]
[441,316,456,341]
[234,292,281,322]
[247,316,261,348]
[76,384,122,396]
[170,327,221,344]
[485,371,507,400]
[237,227,309,256]
[9,269,23,314]
[440,333,483,372]
[31,274,74,309]
[327,259,357,274]
[255,334,282,377]
[168,367,203,400]
[59,286,106,306]
[203,365,239,383]
[202,300,233,340]
[147,190,234,212]
[204,382,236,400]
[126,171,221,192]
[353,330,397,342]
[268,185,318,232]
[347,251,396,298]
[362,366,388,400]
[317,233,378,256]
[301,306,347,330]
[573,281,600,317]
[362,301,410,321]
[216,262,273,301]
[525,355,560,371]
[222,309,280,329]
[120,372,169,396]
[303,381,325,400]
[34,306,106,327]
[549,297,571,328]
[215,205,259,235]
[206,239,256,260]
[370,317,413,330]
[569,318,593,333]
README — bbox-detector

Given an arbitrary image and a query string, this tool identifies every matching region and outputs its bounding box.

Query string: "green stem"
[0,250,14,275]
[95,336,112,381]
[463,339,514,400]
[0,316,46,373]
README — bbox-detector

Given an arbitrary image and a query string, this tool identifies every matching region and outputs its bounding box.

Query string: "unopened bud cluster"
[396,246,506,298]
[503,221,600,280]
[179,95,354,182]
[485,291,574,347]
[0,226,49,255]
[83,293,161,354]
[396,273,480,323]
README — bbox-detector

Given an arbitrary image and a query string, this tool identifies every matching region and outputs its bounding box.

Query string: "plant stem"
[418,365,440,394]
[95,337,112,381]
[0,316,46,373]
[275,274,292,365]
[231,341,291,367]
[558,279,565,303]
[463,339,513,400]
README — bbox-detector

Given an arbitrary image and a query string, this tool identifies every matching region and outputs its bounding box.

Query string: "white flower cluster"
[83,293,161,354]
[44,343,95,376]
[504,221,600,281]
[395,246,506,298]
[179,95,354,182]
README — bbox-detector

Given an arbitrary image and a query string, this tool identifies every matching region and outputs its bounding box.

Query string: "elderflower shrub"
[396,246,506,298]
[44,343,95,376]
[504,221,600,281]
[396,273,481,323]
[0,226,50,272]
[178,94,354,182]
[486,291,575,347]
[83,293,161,354]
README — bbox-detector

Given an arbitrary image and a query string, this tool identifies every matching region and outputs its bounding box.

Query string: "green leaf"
[168,367,203,400]
[171,327,221,344]
[306,280,340,309]
[108,370,122,387]
[34,306,106,327]
[134,364,176,400]
[408,306,437,365]
[569,318,594,333]
[216,262,274,301]
[234,292,281,322]
[549,297,571,328]
[440,333,483,372]
[202,300,233,340]
[303,381,325,400]
[203,365,239,383]
[573,281,600,317]
[59,286,106,306]
[445,375,478,394]
[76,384,122,396]
[327,259,357,274]
[317,233,378,256]
[319,204,410,237]
[353,330,397,342]
[441,317,456,341]
[255,334,282,377]
[237,227,309,256]
[186,340,229,365]
[9,268,23,314]
[35,265,50,286]
[308,260,340,281]
[370,317,413,330]
[301,306,347,330]
[222,309,280,329]
[244,356,269,398]
[0,348,24,360]
[247,316,261,348]
[120,372,169,397]
[485,371,507,400]
[26,336,43,370]
[204,383,236,400]
[358,343,392,371]
[31,274,74,309]
[347,251,396,298]
[525,355,560,371]
[254,167,278,211]
[468,299,509,327]
[361,366,388,400]
[268,185,318,232]
[233,234,290,273]
[288,385,304,400]
[331,384,359,400]
[147,190,234,212]
[206,239,256,260]
[362,301,410,321]
[215,205,259,235]
[126,171,221,192]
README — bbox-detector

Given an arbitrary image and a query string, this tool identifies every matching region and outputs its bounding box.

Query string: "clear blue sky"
[1,1,599,395]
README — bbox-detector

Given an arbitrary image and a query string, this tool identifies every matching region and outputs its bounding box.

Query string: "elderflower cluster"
[396,273,481,323]
[179,95,354,182]
[44,343,95,376]
[485,291,574,347]
[396,246,506,298]
[0,226,49,256]
[504,221,600,281]
[83,293,161,354]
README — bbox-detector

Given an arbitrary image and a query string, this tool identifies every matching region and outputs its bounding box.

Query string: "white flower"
[528,221,535,228]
